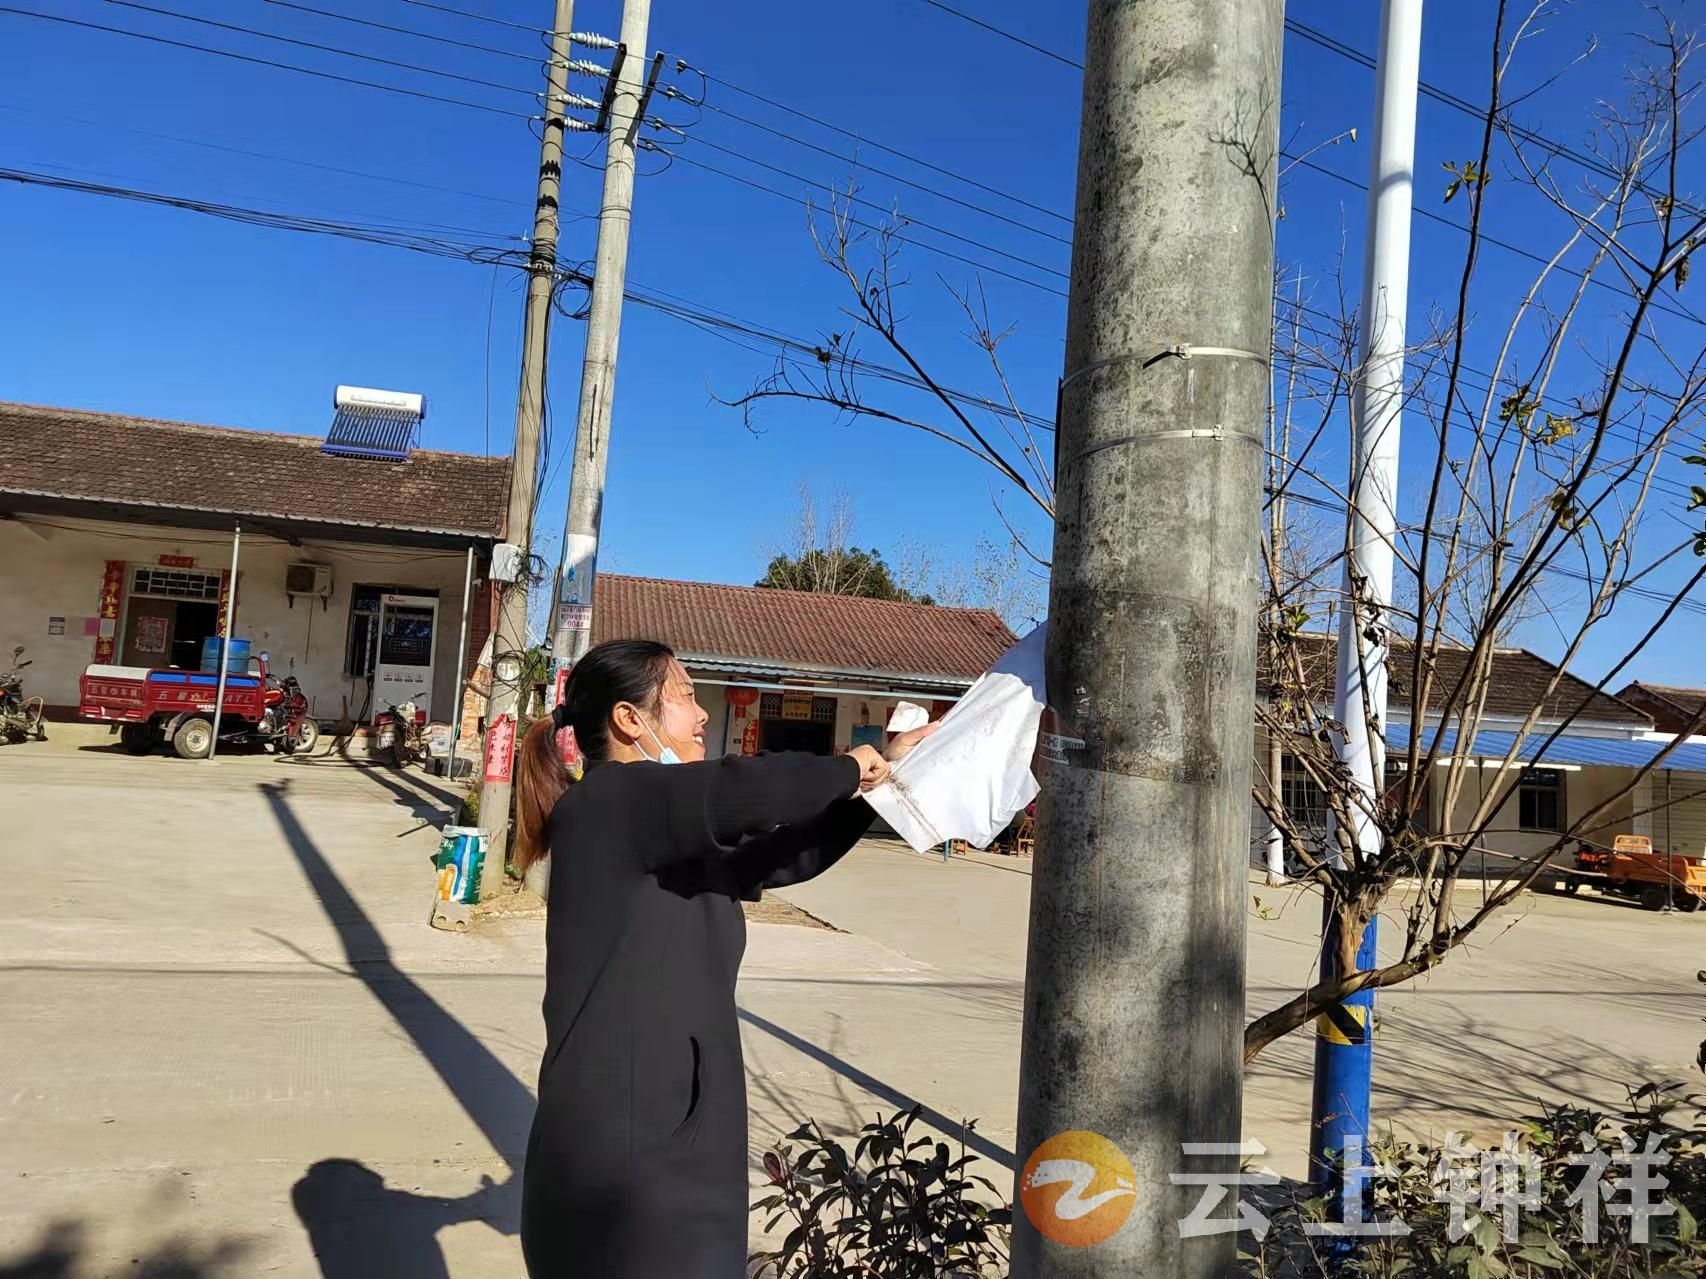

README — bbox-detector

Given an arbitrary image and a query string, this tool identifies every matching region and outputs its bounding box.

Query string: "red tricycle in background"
[79,653,319,759]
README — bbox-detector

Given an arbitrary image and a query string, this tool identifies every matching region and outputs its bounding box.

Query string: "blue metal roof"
[1387,722,1706,771]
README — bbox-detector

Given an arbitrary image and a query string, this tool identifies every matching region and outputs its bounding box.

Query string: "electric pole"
[1011,1,1281,1275]
[1313,0,1423,1212]
[548,0,655,674]
[476,0,577,890]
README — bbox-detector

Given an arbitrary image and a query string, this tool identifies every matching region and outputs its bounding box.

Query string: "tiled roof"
[1614,682,1706,735]
[1262,632,1650,727]
[592,574,1017,682]
[0,401,509,540]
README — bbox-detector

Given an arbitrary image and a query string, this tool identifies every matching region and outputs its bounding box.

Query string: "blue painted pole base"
[1309,899,1377,1228]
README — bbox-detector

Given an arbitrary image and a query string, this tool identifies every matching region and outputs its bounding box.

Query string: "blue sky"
[3,0,1703,685]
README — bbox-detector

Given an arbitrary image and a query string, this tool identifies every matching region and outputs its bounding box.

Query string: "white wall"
[1436,763,1632,860]
[1,515,479,721]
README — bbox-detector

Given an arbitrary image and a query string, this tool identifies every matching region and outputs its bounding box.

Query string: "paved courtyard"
[2,729,1702,1276]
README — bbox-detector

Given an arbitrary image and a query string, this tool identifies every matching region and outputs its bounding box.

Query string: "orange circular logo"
[1019,1129,1137,1247]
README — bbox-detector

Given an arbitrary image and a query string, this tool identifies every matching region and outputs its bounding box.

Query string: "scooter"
[1,646,48,744]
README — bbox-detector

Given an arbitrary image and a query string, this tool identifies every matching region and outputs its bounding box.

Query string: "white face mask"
[639,718,682,765]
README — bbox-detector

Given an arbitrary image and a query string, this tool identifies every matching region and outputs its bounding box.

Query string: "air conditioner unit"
[286,562,333,600]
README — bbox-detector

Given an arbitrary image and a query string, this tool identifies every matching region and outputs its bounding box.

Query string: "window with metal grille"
[1519,768,1564,832]
[131,567,222,601]
[1280,755,1330,840]
[758,692,839,723]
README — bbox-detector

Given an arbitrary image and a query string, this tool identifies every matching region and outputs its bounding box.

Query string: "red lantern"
[726,687,759,709]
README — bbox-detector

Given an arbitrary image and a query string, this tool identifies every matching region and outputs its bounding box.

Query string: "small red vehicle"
[79,656,319,759]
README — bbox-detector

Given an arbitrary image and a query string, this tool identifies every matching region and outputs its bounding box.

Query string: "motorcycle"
[261,669,320,754]
[1,645,48,744]
[383,699,429,768]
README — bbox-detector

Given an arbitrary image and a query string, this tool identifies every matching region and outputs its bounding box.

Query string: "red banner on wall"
[93,560,125,663]
[216,569,236,637]
[484,713,516,783]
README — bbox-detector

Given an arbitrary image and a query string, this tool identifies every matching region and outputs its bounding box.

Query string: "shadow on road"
[0,1218,249,1279]
[737,1007,1015,1170]
[258,780,531,1278]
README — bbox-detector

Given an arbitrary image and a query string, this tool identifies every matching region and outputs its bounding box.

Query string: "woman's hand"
[848,744,890,793]
[884,721,940,763]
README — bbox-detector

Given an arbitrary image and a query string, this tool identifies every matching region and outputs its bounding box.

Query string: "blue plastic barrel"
[200,636,252,673]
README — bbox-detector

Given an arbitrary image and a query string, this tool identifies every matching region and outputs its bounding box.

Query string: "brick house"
[1615,682,1706,736]
[590,574,1016,758]
[1259,636,1706,863]
[0,401,505,731]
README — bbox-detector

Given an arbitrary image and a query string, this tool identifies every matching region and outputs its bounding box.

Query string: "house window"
[1280,755,1330,839]
[345,586,390,677]
[1518,768,1564,832]
[1384,758,1431,834]
[131,566,222,601]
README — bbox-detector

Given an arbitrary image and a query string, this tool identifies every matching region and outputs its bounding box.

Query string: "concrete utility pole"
[547,0,654,674]
[476,0,576,887]
[1313,0,1423,1207]
[1011,1,1281,1274]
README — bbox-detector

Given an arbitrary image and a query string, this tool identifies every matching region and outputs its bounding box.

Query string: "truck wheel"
[172,716,214,760]
[119,724,153,756]
[1560,879,1580,895]
[1674,891,1702,913]
[1639,885,1669,911]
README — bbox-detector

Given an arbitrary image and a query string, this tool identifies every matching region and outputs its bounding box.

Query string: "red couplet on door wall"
[484,713,516,783]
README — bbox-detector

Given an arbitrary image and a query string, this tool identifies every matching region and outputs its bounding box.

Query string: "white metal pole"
[446,545,475,785]
[1334,0,1421,854]
[1314,0,1423,1188]
[1266,730,1287,884]
[207,520,241,761]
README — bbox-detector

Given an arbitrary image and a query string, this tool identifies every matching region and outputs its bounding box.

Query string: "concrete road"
[0,734,941,1277]
[3,729,1702,1277]
[777,840,1706,1179]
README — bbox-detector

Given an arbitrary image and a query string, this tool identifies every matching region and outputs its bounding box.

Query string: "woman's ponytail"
[514,707,571,876]
[510,639,676,876]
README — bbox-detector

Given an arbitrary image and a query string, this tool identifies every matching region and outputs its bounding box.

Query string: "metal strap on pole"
[207,520,241,761]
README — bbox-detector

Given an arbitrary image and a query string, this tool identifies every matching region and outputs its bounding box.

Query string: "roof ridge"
[1630,680,1706,696]
[1513,646,1651,720]
[598,571,1010,622]
[0,399,504,464]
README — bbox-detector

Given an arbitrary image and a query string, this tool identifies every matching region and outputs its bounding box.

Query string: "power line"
[916,2,1706,233]
[672,88,1071,244]
[1285,150,1706,335]
[0,164,519,263]
[917,0,1081,69]
[680,133,1070,277]
[1283,15,1706,222]
[108,0,539,100]
[397,0,545,36]
[0,162,1059,434]
[10,152,1698,506]
[261,0,540,65]
[0,6,535,118]
[0,102,559,218]
[677,63,1073,226]
[656,146,1070,296]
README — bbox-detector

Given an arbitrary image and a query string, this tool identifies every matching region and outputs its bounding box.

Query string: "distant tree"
[757,485,932,602]
[757,546,926,602]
